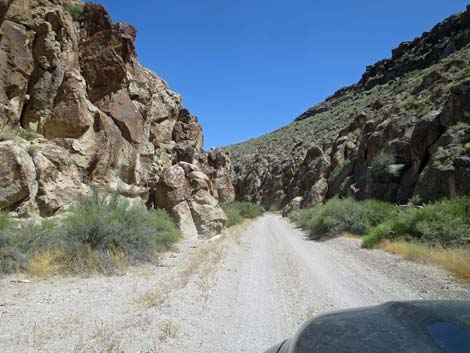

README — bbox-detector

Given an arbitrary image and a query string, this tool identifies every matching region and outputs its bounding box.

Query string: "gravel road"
[1,215,469,353]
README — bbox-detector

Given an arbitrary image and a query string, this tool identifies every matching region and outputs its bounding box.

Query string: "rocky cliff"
[0,0,234,237]
[224,8,470,211]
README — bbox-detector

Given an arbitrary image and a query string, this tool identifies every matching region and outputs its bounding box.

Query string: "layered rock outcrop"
[224,7,470,212]
[0,0,234,237]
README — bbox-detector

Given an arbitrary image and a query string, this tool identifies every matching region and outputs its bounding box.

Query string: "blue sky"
[96,0,469,148]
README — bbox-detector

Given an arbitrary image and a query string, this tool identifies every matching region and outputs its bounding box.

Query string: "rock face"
[224,8,470,212]
[0,1,234,237]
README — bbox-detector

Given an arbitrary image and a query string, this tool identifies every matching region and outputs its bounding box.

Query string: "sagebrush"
[363,196,470,248]
[291,196,470,249]
[291,197,395,239]
[0,191,181,275]
[223,202,264,227]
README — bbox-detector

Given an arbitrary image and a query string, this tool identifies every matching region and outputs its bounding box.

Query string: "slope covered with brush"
[224,8,470,211]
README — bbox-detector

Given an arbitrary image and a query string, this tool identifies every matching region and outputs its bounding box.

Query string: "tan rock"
[4,0,31,26]
[0,140,37,210]
[172,201,199,239]
[0,20,34,126]
[0,0,12,25]
[42,71,93,139]
[188,189,227,237]
[98,90,144,144]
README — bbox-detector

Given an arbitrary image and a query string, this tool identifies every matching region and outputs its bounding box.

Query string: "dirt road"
[1,215,469,353]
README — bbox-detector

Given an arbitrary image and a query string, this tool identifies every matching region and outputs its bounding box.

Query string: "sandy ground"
[0,214,469,353]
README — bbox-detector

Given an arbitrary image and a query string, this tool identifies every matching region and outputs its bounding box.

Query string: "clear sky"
[96,0,469,148]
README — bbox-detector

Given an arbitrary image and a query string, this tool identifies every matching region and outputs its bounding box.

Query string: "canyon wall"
[0,0,234,237]
[224,9,470,211]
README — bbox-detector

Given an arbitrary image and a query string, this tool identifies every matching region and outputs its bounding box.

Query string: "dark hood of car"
[266,301,470,353]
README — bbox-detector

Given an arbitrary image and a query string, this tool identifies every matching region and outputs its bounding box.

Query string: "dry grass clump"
[380,241,470,281]
[134,286,171,308]
[28,248,129,277]
[134,228,237,309]
[159,321,178,342]
[197,241,225,303]
[224,219,252,245]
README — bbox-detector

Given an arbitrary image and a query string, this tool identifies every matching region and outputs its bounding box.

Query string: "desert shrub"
[64,4,83,20]
[0,220,59,273]
[224,207,244,227]
[58,191,181,266]
[362,220,395,248]
[363,197,470,248]
[223,202,264,227]
[370,152,396,173]
[292,198,395,239]
[0,191,181,275]
[0,211,15,245]
[18,128,40,141]
[235,202,264,218]
[463,64,470,78]
[0,212,18,272]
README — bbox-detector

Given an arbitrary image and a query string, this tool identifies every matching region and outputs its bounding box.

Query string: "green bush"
[0,211,15,244]
[292,198,396,239]
[223,202,264,227]
[18,128,40,141]
[59,191,181,263]
[64,4,83,20]
[363,197,470,248]
[0,212,18,272]
[362,220,395,248]
[370,152,396,173]
[0,220,59,273]
[0,191,181,274]
[224,207,244,227]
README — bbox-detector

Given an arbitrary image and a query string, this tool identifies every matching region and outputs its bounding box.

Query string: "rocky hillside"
[0,0,234,237]
[224,8,470,211]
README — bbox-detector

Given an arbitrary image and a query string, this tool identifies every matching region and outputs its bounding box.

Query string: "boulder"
[172,201,199,239]
[0,0,12,25]
[0,140,37,211]
[32,144,89,216]
[188,189,227,237]
[79,23,134,102]
[282,196,303,217]
[0,19,34,126]
[98,90,144,144]
[204,148,235,204]
[154,163,227,238]
[42,71,93,139]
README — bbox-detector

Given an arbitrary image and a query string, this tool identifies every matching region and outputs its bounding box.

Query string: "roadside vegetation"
[0,190,181,276]
[291,197,395,239]
[223,202,264,227]
[291,196,470,281]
